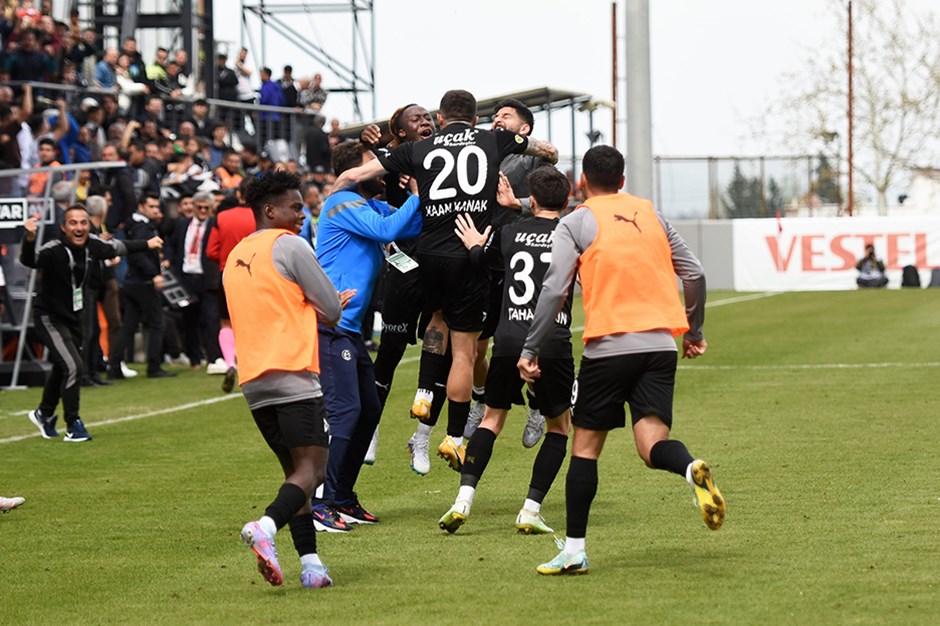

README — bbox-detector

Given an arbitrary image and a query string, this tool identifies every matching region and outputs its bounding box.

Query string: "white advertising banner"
[732,217,940,291]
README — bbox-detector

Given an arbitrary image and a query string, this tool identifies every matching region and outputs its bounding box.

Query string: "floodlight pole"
[625,0,653,199]
[611,1,618,149]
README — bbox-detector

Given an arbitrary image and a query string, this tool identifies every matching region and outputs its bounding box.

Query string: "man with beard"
[21,205,163,442]
[311,141,421,531]
[333,90,557,474]
[465,98,553,447]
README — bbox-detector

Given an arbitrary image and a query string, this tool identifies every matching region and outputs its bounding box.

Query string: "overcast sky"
[216,0,937,158]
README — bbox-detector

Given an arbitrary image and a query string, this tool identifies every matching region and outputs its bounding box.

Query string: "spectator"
[298,183,321,249]
[856,244,889,288]
[126,140,162,197]
[240,142,261,177]
[234,46,254,104]
[6,29,55,83]
[80,194,117,387]
[101,143,137,230]
[145,47,169,82]
[215,148,243,190]
[121,36,146,84]
[66,27,98,79]
[166,190,222,370]
[257,66,285,121]
[300,72,327,112]
[28,136,61,196]
[0,97,28,196]
[303,114,331,175]
[138,95,168,132]
[207,121,229,169]
[216,53,238,102]
[280,65,299,108]
[94,48,118,89]
[187,98,213,138]
[109,192,176,379]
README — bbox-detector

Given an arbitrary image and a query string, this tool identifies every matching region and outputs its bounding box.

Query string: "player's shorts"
[484,355,574,420]
[379,262,423,344]
[250,396,330,455]
[217,282,230,321]
[572,350,677,431]
[417,253,488,333]
[479,273,503,341]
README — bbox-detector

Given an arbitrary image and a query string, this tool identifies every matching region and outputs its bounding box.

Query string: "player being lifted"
[438,166,576,535]
[333,89,558,473]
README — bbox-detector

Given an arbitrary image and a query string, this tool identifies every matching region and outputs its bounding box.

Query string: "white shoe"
[206,358,228,375]
[165,354,191,367]
[522,407,545,448]
[463,400,485,439]
[407,433,431,476]
[364,428,378,465]
[120,362,138,378]
[515,508,553,534]
[0,496,25,512]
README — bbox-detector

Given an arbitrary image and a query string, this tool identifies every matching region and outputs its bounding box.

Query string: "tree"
[767,0,940,214]
[813,153,841,204]
[724,164,763,218]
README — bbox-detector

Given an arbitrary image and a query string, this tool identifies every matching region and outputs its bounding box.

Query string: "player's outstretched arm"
[523,137,558,164]
[332,158,388,194]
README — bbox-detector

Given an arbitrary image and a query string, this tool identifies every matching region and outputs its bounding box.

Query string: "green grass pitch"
[1,289,939,624]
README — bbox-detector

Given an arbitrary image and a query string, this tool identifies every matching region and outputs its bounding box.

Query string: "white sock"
[523,498,541,514]
[414,388,433,404]
[258,515,277,538]
[315,483,324,499]
[565,536,585,555]
[416,423,433,438]
[451,436,464,447]
[685,461,696,484]
[300,553,323,568]
[457,485,475,508]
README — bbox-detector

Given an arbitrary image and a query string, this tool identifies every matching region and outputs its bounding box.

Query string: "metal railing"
[0,161,128,389]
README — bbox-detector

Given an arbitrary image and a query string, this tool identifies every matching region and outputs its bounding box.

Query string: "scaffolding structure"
[239,0,376,121]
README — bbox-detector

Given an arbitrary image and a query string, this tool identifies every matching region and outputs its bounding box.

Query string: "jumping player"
[439,166,575,535]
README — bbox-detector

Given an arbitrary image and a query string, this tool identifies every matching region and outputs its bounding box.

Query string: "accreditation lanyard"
[387,241,418,273]
[65,246,90,312]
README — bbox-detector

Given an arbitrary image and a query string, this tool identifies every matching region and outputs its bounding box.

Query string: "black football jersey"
[492,217,573,357]
[378,123,528,257]
[376,145,419,256]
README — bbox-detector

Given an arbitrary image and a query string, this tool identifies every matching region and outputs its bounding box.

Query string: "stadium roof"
[340,86,595,138]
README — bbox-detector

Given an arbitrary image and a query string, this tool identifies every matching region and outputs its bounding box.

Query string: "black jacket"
[20,234,148,327]
[124,213,162,284]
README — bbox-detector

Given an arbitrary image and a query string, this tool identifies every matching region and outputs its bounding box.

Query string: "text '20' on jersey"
[493,217,573,358]
[378,124,528,258]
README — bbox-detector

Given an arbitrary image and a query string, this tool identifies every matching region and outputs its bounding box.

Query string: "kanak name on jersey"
[425,198,488,218]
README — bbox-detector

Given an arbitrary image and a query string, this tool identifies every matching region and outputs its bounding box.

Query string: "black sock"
[526,432,568,503]
[565,456,598,539]
[649,439,694,477]
[288,513,318,557]
[373,335,407,410]
[472,387,485,403]
[447,400,470,438]
[263,483,308,530]
[461,427,496,488]
[418,351,450,427]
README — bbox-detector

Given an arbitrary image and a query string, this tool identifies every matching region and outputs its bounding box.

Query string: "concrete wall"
[673,220,735,290]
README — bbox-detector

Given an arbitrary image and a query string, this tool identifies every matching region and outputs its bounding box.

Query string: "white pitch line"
[0,394,242,445]
[679,361,940,372]
[396,292,782,365]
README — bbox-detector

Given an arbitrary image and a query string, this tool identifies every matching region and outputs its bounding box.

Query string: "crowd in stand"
[0,0,351,386]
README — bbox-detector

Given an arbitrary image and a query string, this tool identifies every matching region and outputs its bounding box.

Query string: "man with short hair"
[312,141,421,531]
[258,66,286,122]
[215,148,243,190]
[518,145,725,575]
[108,193,176,379]
[21,205,163,442]
[465,97,552,446]
[226,171,345,589]
[27,137,61,196]
[439,166,576,535]
[167,190,221,370]
[333,89,557,472]
[145,47,169,82]
[206,178,256,389]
